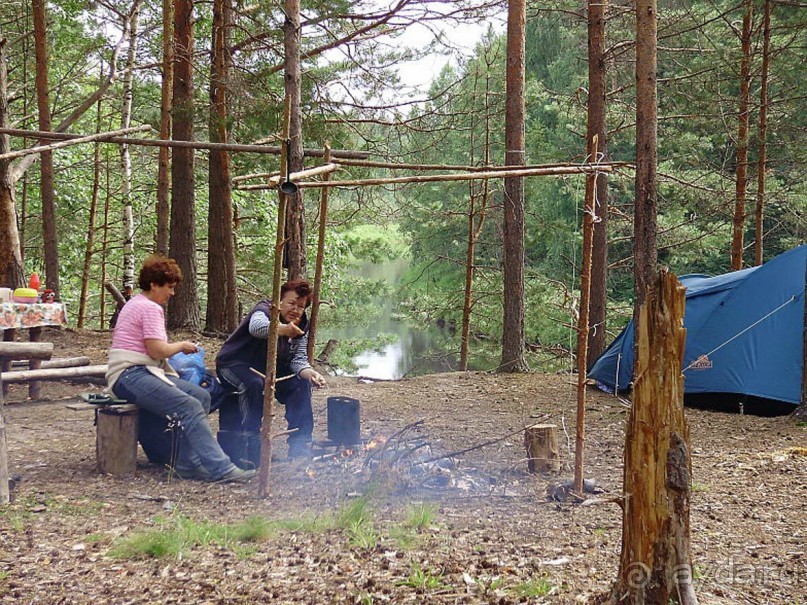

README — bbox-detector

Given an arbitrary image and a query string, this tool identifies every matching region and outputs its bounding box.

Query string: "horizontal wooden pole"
[0,128,369,159]
[0,364,107,383]
[0,125,152,161]
[238,163,340,190]
[333,158,631,172]
[240,164,615,191]
[11,356,90,369]
[0,342,54,361]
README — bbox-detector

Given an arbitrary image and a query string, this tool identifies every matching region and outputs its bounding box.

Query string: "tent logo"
[690,355,713,370]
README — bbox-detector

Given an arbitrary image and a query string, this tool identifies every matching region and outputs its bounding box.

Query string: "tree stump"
[611,270,699,604]
[524,424,560,473]
[96,405,139,475]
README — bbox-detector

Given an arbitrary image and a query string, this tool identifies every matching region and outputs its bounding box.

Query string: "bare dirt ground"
[1,327,805,604]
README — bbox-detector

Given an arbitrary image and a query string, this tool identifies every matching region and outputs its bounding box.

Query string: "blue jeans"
[217,364,313,448]
[112,366,235,478]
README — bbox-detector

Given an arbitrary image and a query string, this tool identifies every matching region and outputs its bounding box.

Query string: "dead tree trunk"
[754,0,771,267]
[206,0,238,333]
[32,0,60,294]
[731,0,754,271]
[0,37,24,289]
[500,0,528,373]
[283,0,306,280]
[156,0,174,255]
[612,270,698,605]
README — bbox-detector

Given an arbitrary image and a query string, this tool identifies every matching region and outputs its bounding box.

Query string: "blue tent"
[588,245,806,405]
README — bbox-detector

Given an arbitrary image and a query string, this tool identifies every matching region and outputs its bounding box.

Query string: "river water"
[319,260,454,380]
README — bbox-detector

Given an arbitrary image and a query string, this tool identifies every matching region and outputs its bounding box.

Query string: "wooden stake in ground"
[574,135,599,495]
[307,146,331,362]
[611,270,698,604]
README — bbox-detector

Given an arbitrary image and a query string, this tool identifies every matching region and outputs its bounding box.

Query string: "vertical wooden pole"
[0,364,9,504]
[258,97,291,498]
[28,326,42,399]
[307,145,331,362]
[574,136,598,495]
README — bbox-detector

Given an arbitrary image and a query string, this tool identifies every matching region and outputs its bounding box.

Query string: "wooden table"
[0,302,67,398]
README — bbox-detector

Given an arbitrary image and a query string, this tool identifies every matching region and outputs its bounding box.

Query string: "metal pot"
[327,396,361,446]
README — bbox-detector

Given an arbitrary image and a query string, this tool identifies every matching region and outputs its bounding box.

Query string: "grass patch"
[514,577,553,598]
[397,563,446,591]
[402,502,437,530]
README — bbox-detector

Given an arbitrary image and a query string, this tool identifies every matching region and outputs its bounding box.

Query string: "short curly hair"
[281,278,312,307]
[138,254,183,290]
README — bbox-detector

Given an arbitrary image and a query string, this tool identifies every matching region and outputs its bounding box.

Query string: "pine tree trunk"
[283,0,306,280]
[731,0,754,271]
[77,85,104,329]
[500,0,528,373]
[611,270,698,605]
[587,0,609,363]
[32,0,60,293]
[168,0,200,329]
[156,0,173,256]
[0,37,24,288]
[120,6,139,292]
[100,149,112,329]
[633,0,659,343]
[206,0,238,333]
[754,0,770,267]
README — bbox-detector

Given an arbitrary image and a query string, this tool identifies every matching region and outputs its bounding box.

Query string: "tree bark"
[206,0,238,333]
[500,0,528,373]
[120,4,140,292]
[731,0,754,271]
[754,0,771,267]
[156,0,174,255]
[0,37,24,288]
[283,0,306,280]
[586,0,609,363]
[307,147,331,362]
[611,270,698,605]
[633,0,659,346]
[78,78,104,329]
[32,0,60,294]
[168,0,200,329]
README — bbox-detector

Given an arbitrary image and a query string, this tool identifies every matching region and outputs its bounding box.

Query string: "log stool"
[95,403,139,475]
[524,424,560,474]
[70,394,140,475]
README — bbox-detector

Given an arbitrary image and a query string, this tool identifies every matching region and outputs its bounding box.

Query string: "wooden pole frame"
[0,127,369,159]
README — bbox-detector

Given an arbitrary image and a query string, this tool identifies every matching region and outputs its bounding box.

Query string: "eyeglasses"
[280,300,307,311]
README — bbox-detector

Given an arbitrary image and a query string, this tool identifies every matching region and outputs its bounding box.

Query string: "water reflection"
[320,260,455,379]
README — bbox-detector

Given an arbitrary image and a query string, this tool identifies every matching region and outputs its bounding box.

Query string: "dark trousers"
[217,364,313,447]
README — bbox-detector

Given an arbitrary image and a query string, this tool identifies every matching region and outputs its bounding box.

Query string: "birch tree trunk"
[206,0,238,333]
[586,0,609,363]
[0,37,24,288]
[120,4,140,291]
[731,0,754,271]
[633,0,659,340]
[156,0,174,255]
[500,0,528,373]
[754,0,771,267]
[283,0,306,280]
[32,0,60,293]
[168,0,200,329]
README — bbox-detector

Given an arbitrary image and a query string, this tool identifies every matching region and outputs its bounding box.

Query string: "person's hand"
[300,368,326,387]
[278,321,304,338]
[177,341,199,354]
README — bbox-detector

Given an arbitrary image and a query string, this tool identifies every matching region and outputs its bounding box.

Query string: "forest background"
[0,0,803,375]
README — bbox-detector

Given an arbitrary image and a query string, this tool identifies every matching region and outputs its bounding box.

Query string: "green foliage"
[397,563,446,591]
[514,577,553,598]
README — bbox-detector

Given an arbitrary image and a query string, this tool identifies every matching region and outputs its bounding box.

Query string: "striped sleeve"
[248,311,270,339]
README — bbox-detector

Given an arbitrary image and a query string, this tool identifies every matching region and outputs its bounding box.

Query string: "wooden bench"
[68,395,139,475]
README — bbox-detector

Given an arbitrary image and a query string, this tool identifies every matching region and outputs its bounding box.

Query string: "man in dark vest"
[216,279,326,461]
